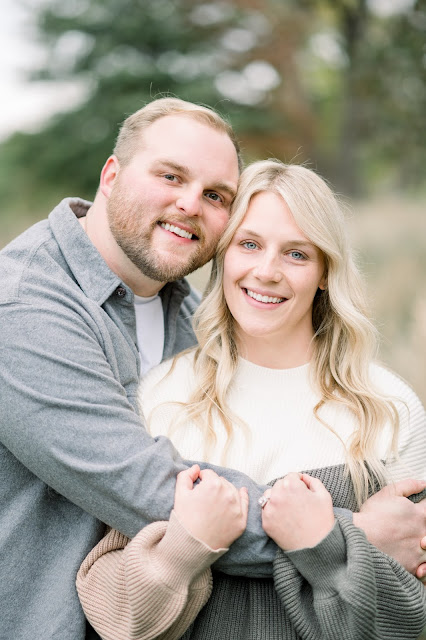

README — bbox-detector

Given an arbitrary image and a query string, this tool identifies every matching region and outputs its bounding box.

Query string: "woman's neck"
[236,333,314,370]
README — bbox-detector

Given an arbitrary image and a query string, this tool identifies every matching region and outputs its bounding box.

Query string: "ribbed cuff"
[281,520,348,592]
[148,511,228,592]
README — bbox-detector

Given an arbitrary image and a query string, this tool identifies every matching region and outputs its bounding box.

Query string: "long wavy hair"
[171,160,399,506]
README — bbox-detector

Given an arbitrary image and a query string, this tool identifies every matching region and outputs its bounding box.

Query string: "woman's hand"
[261,472,335,551]
[173,465,249,550]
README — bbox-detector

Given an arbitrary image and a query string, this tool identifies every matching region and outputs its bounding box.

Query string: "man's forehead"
[142,113,214,139]
[142,115,235,156]
[133,116,239,186]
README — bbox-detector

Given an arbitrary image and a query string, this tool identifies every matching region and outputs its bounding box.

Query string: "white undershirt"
[133,293,164,376]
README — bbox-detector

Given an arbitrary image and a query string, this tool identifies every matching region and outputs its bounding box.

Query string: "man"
[0,97,425,640]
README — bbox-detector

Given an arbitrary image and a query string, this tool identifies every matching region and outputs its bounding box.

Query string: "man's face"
[106,115,239,285]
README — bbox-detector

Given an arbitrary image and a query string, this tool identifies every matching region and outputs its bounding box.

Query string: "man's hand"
[353,478,426,578]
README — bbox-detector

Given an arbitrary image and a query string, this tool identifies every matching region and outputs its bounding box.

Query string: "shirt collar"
[49,197,125,305]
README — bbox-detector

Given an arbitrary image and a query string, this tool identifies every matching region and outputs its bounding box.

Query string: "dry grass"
[348,196,426,406]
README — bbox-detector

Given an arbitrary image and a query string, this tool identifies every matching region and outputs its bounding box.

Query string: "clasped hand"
[260,474,426,581]
[173,465,249,550]
[261,473,335,551]
[173,466,426,582]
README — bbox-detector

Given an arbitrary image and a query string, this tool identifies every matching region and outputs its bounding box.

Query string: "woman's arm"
[273,517,426,640]
[262,473,426,640]
[76,466,248,640]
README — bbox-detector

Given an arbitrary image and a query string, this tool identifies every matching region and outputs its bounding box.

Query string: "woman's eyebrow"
[235,229,316,248]
[234,227,262,238]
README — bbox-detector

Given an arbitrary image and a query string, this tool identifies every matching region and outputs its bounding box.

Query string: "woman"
[77,160,426,639]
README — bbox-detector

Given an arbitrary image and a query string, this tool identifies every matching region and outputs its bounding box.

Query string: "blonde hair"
[169,159,399,506]
[113,96,243,171]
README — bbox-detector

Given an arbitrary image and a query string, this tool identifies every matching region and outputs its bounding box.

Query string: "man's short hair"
[113,97,243,172]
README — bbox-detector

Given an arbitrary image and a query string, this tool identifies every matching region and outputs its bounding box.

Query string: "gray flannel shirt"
[0,198,274,640]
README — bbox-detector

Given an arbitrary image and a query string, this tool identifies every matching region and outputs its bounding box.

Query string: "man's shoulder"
[0,216,55,304]
[0,198,104,310]
[169,279,201,312]
[185,282,202,306]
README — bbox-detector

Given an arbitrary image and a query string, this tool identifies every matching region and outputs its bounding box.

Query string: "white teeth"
[161,222,193,239]
[246,289,284,304]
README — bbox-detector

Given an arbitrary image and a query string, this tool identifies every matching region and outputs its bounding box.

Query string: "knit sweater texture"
[140,354,425,485]
[77,352,426,640]
[77,511,227,640]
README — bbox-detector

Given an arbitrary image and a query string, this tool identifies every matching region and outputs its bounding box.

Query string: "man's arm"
[353,479,426,576]
[76,466,248,640]
[1,304,424,579]
[0,301,274,577]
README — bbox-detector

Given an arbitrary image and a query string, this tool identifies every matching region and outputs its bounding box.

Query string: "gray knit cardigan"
[179,463,426,640]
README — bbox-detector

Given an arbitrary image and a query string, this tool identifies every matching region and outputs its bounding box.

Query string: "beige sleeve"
[76,511,227,640]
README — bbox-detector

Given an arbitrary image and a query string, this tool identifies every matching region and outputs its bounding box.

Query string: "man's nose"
[176,185,203,217]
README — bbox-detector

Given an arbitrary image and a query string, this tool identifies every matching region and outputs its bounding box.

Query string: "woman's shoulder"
[371,365,426,479]
[370,363,424,408]
[370,363,425,444]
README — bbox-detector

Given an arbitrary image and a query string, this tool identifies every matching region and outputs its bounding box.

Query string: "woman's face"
[223,190,326,366]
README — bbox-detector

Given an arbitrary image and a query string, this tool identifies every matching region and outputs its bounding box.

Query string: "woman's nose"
[253,253,283,283]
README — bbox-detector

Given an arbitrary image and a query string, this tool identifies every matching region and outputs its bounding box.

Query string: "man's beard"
[107,183,217,283]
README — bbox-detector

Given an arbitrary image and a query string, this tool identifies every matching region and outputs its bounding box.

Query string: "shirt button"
[115,286,126,298]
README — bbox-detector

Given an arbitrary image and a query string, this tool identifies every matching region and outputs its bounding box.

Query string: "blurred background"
[1,0,425,416]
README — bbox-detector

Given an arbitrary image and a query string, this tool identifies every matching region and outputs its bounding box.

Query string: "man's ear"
[99,155,120,199]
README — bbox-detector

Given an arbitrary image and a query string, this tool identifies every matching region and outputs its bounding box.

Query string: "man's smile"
[159,221,199,240]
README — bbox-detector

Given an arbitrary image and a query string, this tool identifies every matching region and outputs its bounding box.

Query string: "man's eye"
[242,241,258,250]
[205,191,223,203]
[164,174,177,182]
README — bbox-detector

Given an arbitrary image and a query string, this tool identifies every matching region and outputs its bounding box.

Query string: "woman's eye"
[242,241,258,250]
[289,250,305,260]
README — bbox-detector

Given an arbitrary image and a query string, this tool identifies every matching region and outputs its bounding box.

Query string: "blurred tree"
[298,0,426,193]
[0,0,425,214]
[0,0,285,207]
[230,0,426,194]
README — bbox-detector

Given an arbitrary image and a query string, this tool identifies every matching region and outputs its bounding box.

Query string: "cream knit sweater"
[140,353,425,485]
[77,353,426,640]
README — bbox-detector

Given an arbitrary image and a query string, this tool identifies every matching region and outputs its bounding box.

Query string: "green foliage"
[1,0,425,215]
[2,0,281,207]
